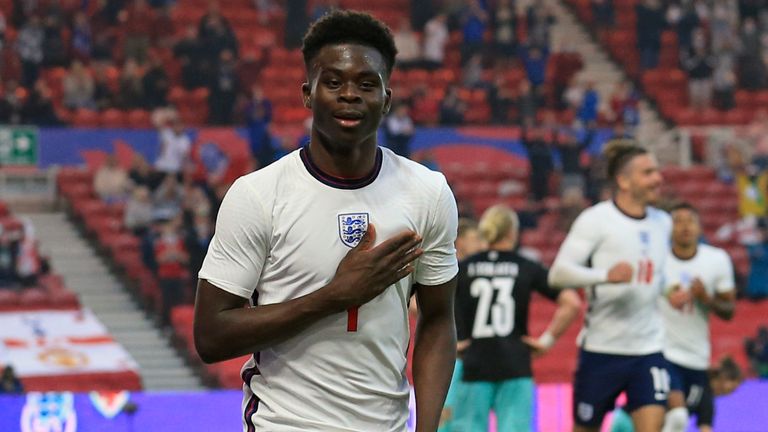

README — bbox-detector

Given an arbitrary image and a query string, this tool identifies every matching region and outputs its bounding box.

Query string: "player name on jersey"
[467,261,520,278]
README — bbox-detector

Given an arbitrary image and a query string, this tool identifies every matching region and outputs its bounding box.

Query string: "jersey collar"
[300,146,383,190]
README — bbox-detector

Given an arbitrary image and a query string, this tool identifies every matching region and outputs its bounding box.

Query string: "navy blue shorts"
[573,350,669,427]
[667,360,711,423]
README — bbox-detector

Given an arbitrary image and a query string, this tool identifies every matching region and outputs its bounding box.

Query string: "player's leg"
[573,350,628,432]
[494,377,534,432]
[630,405,665,432]
[438,359,464,432]
[662,361,688,432]
[625,353,669,432]
[692,370,715,432]
[450,379,494,432]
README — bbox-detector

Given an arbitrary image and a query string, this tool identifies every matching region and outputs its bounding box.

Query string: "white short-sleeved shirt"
[154,128,191,173]
[550,201,672,355]
[660,244,735,370]
[199,147,458,432]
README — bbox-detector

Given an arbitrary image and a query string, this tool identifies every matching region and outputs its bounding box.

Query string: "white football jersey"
[199,147,458,432]
[660,244,735,370]
[550,201,672,355]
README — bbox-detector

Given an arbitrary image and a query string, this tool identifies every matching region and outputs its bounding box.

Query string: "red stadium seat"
[100,109,127,128]
[18,288,49,308]
[73,109,100,128]
[127,110,152,128]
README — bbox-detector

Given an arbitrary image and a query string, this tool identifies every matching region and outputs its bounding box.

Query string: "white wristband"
[538,331,556,349]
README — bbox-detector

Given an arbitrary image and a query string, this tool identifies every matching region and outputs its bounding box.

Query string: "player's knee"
[661,407,689,432]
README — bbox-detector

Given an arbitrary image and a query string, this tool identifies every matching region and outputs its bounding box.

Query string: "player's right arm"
[548,208,633,288]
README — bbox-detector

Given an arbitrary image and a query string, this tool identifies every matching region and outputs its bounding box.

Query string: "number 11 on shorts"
[347,307,358,332]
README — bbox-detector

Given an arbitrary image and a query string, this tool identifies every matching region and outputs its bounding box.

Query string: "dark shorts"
[573,350,669,427]
[667,360,713,426]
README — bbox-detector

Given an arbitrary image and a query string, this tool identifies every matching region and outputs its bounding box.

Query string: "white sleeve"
[715,250,736,294]
[548,209,609,288]
[198,178,271,299]
[414,178,459,286]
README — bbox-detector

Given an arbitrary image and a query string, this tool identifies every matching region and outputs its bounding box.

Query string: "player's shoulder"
[381,147,449,193]
[573,200,613,224]
[227,150,300,200]
[646,206,672,226]
[698,243,732,262]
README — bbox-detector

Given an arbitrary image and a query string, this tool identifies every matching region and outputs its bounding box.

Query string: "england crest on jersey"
[338,213,369,248]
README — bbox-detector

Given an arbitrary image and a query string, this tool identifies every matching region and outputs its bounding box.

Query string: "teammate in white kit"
[549,140,671,432]
[660,202,736,432]
[194,11,459,432]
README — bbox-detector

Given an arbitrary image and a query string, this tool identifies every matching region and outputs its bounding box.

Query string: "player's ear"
[302,82,311,109]
[382,87,392,115]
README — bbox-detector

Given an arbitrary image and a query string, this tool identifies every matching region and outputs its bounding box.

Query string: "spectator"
[439,84,466,125]
[0,366,23,394]
[393,18,421,69]
[153,174,185,218]
[682,29,715,110]
[491,0,518,59]
[92,64,115,111]
[609,81,640,129]
[184,208,213,276]
[15,14,44,88]
[556,129,587,192]
[713,58,737,111]
[155,113,191,177]
[41,12,67,67]
[739,17,766,90]
[516,78,538,124]
[591,0,614,29]
[208,49,239,124]
[94,155,131,203]
[142,54,170,109]
[121,0,155,63]
[129,154,159,191]
[666,1,699,52]
[1,81,23,125]
[746,218,768,299]
[385,103,415,158]
[577,82,600,125]
[244,84,274,168]
[487,66,515,123]
[124,186,154,236]
[22,79,60,126]
[153,213,189,328]
[16,219,40,287]
[526,4,555,50]
[118,59,145,109]
[199,9,238,70]
[0,86,15,124]
[152,5,176,49]
[0,10,5,55]
[423,13,449,70]
[174,25,205,89]
[635,0,665,69]
[523,126,554,201]
[462,53,485,88]
[745,326,768,377]
[70,11,92,61]
[461,0,488,64]
[522,45,549,90]
[63,60,96,110]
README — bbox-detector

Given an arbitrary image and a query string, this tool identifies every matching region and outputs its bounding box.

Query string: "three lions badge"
[338,213,369,248]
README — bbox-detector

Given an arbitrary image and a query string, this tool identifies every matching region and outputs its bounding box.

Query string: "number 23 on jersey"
[471,277,516,339]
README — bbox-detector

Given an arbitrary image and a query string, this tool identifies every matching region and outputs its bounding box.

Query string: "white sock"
[661,407,689,432]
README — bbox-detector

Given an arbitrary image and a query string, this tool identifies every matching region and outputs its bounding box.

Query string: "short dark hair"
[669,201,699,215]
[603,139,649,181]
[457,218,479,238]
[301,10,398,78]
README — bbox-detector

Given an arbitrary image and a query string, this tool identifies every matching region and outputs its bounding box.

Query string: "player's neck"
[612,193,647,219]
[307,134,379,179]
[672,243,698,260]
